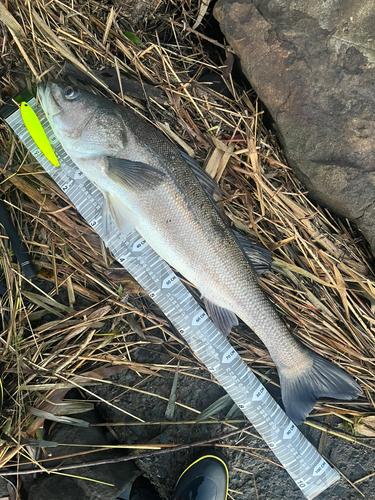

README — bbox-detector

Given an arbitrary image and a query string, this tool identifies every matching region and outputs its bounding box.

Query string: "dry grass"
[0,0,374,479]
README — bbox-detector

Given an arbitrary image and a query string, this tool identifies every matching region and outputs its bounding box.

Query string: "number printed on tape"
[253,386,266,401]
[61,179,74,193]
[296,479,308,489]
[313,461,327,476]
[283,422,297,440]
[162,273,177,288]
[49,134,59,144]
[222,347,239,364]
[74,169,85,179]
[90,217,101,228]
[118,253,131,263]
[132,238,147,252]
[192,310,207,325]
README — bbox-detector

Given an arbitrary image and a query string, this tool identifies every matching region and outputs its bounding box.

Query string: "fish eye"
[64,86,78,100]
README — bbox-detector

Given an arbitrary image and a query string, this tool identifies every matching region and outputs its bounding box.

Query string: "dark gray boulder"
[27,410,139,500]
[214,0,375,252]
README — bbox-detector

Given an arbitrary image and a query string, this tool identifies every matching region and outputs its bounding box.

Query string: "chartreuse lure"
[20,101,59,167]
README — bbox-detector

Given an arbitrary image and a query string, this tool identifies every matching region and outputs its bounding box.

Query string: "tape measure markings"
[5,98,340,500]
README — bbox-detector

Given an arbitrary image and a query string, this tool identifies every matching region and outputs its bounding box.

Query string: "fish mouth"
[37,81,62,119]
[36,82,46,107]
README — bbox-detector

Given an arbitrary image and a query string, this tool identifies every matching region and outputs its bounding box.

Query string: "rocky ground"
[15,342,375,500]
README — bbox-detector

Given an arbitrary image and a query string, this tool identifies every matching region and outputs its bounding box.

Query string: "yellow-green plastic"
[20,102,59,167]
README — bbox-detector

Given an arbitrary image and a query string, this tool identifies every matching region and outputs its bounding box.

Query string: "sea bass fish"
[38,80,362,424]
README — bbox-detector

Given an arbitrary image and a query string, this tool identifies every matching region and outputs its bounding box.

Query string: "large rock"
[27,410,139,500]
[214,0,375,251]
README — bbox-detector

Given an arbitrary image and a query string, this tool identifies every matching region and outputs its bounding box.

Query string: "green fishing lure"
[20,101,59,167]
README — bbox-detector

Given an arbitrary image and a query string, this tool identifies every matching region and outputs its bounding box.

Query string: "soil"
[95,343,375,500]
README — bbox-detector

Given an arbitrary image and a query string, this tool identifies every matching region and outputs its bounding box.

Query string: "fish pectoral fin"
[105,193,140,235]
[106,157,165,192]
[203,298,238,337]
[233,231,272,276]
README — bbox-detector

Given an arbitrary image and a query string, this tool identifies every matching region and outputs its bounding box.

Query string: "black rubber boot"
[171,453,228,500]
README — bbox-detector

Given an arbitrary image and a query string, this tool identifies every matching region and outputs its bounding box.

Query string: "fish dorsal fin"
[179,150,223,198]
[179,151,272,276]
[106,157,165,192]
[203,298,239,337]
[233,231,272,276]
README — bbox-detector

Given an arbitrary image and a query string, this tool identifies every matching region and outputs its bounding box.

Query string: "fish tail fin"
[280,349,362,425]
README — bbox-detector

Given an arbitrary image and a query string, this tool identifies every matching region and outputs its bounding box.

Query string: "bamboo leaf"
[27,405,89,427]
[123,31,142,46]
[196,394,233,423]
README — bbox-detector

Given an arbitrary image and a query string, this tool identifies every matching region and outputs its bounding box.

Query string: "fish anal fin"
[280,349,363,425]
[233,231,272,276]
[203,298,238,337]
[106,157,165,192]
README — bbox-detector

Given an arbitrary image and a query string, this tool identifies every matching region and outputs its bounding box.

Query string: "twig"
[0,425,252,476]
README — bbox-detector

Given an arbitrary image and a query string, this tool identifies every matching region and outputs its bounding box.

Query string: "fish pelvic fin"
[104,193,140,237]
[280,349,363,425]
[203,298,239,337]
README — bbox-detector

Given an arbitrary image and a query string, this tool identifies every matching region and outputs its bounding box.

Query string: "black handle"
[0,200,37,279]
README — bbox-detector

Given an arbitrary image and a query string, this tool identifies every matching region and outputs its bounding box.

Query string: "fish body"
[38,81,362,424]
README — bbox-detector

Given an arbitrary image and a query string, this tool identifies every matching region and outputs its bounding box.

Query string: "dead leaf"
[0,3,25,37]
[333,265,350,320]
[25,364,128,436]
[354,416,375,436]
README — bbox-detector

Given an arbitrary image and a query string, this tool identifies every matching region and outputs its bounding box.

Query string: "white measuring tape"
[5,98,340,499]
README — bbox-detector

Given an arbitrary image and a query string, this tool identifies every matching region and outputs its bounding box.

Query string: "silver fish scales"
[38,81,362,424]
